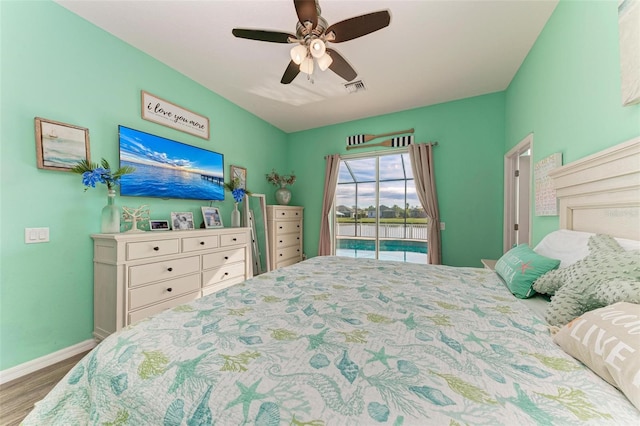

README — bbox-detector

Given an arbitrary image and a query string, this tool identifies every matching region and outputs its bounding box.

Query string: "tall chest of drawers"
[92,228,252,340]
[266,205,303,270]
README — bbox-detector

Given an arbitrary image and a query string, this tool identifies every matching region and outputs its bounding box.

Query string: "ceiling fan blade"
[326,48,357,82]
[232,28,295,43]
[281,60,300,84]
[326,10,391,43]
[294,0,317,29]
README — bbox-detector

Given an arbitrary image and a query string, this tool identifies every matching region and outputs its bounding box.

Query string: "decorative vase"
[231,202,241,227]
[101,189,121,233]
[275,183,292,205]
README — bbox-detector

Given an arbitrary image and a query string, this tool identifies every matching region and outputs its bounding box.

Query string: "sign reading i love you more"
[141,91,210,140]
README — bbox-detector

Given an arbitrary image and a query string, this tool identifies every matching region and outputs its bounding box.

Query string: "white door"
[504,134,533,252]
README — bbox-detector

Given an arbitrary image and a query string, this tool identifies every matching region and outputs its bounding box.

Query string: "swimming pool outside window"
[334,151,428,263]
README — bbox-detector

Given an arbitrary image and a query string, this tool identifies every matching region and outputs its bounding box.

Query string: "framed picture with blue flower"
[34,117,91,171]
[230,165,247,190]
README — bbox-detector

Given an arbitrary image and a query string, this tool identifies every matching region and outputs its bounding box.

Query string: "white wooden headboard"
[549,136,640,240]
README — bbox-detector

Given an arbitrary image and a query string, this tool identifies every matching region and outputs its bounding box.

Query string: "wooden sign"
[141,91,210,139]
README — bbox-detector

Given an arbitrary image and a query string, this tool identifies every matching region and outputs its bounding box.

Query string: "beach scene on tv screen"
[119,126,224,201]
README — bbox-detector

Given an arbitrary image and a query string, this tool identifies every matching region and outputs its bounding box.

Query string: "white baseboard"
[0,339,97,385]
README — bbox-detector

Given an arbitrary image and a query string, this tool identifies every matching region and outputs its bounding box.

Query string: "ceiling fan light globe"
[290,45,307,65]
[317,53,333,71]
[309,39,326,58]
[299,57,314,75]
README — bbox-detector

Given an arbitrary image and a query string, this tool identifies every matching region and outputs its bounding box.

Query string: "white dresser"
[266,205,303,270]
[91,228,252,340]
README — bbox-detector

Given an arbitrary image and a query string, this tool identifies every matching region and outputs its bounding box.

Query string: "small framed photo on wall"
[230,165,247,190]
[171,212,195,230]
[34,117,91,171]
[202,206,223,228]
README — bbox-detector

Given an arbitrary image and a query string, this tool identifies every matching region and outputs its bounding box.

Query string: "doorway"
[504,134,533,252]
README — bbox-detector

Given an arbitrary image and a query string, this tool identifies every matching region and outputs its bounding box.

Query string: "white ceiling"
[56,0,558,133]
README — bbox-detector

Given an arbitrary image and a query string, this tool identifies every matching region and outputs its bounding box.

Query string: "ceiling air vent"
[344,80,366,94]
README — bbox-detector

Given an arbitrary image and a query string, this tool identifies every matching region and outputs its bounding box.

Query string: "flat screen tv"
[119,125,224,201]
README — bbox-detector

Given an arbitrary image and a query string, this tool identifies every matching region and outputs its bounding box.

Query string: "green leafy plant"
[71,158,135,191]
[265,169,296,187]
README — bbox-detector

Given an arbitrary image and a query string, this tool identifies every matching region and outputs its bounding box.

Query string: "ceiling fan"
[232,0,391,84]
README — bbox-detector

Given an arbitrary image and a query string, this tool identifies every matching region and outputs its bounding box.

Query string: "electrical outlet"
[440,222,446,231]
[25,227,50,243]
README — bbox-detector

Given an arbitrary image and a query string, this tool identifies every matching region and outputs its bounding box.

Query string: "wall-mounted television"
[119,125,224,201]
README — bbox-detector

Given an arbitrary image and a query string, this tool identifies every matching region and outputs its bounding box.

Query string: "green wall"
[0,1,287,371]
[505,0,640,244]
[288,92,506,267]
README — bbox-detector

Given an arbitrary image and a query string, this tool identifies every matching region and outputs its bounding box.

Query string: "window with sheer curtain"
[334,151,428,263]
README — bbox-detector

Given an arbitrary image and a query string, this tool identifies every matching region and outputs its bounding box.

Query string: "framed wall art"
[141,90,210,139]
[34,117,90,171]
[202,206,223,228]
[171,211,195,230]
[534,152,562,216]
[230,165,247,190]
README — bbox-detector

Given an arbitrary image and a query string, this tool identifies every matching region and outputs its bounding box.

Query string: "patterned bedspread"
[24,257,640,425]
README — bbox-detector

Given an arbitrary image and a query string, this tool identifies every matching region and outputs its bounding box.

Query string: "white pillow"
[533,229,640,268]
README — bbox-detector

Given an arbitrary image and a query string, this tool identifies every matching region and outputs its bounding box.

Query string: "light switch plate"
[25,227,49,243]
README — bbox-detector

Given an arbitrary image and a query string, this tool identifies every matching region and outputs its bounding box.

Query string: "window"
[334,151,428,263]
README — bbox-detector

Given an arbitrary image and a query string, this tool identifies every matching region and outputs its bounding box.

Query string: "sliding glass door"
[334,151,428,263]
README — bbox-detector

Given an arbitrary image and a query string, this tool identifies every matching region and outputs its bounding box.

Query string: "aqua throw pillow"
[495,244,560,299]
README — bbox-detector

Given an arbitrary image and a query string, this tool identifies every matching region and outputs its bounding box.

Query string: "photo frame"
[150,219,170,231]
[202,206,223,228]
[170,212,195,230]
[34,117,90,171]
[230,165,247,190]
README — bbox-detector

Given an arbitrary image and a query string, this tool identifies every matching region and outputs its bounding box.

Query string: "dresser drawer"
[276,257,300,269]
[275,221,302,235]
[202,262,246,288]
[202,248,245,270]
[128,291,200,325]
[182,235,219,252]
[273,208,302,219]
[129,255,200,287]
[129,274,200,310]
[275,233,301,249]
[220,232,248,247]
[275,245,301,262]
[127,239,179,260]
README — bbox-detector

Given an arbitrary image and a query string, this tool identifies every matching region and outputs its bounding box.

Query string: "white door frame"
[504,134,533,252]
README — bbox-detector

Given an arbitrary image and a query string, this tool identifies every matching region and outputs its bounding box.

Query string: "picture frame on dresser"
[150,220,170,231]
[171,212,195,230]
[202,206,223,229]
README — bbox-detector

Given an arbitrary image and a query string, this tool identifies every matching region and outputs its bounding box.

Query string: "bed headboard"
[549,136,640,240]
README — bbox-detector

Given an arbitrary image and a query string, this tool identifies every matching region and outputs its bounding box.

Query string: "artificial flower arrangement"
[265,169,296,187]
[71,158,135,191]
[224,177,251,203]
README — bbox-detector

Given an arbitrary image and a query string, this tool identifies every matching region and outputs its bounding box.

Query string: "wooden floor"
[0,351,90,425]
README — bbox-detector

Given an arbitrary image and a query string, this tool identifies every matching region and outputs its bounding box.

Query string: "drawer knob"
[153,246,160,251]
[232,238,237,241]
[279,240,283,243]
[167,267,173,272]
[167,287,173,292]
[224,272,229,276]
[279,226,283,229]
[281,212,285,215]
[200,241,205,245]
[296,213,299,216]
[224,256,229,260]
[279,254,283,257]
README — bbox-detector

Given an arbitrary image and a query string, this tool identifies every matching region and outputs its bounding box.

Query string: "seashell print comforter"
[23,257,640,425]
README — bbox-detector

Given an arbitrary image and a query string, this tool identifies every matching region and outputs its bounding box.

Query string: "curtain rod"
[325,141,439,159]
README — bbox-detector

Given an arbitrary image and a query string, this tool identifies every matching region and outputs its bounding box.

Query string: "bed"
[23,138,640,425]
